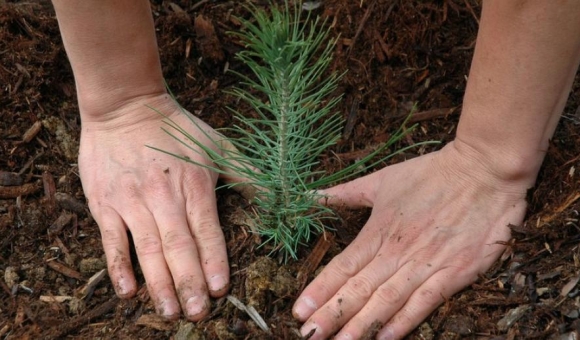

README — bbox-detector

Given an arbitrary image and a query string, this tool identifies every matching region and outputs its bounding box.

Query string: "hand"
[292,141,529,339]
[79,94,237,321]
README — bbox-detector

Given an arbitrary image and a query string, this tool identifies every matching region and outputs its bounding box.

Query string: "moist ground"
[1,1,580,339]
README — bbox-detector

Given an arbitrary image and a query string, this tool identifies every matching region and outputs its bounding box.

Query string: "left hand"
[292,141,528,339]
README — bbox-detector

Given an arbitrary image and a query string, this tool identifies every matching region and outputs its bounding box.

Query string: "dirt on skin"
[1,1,580,339]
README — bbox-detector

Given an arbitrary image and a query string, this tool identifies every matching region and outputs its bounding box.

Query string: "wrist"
[79,92,177,132]
[53,0,166,123]
[450,134,543,189]
[76,74,166,124]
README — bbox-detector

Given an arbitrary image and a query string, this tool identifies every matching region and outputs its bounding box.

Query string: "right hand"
[78,93,245,320]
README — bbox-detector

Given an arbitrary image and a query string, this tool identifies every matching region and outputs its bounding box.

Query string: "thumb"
[216,138,258,200]
[318,170,383,208]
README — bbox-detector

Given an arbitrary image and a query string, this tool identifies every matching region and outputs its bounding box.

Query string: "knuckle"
[390,310,415,331]
[344,275,375,300]
[100,227,126,246]
[332,253,362,278]
[162,230,194,252]
[375,283,404,306]
[184,171,215,197]
[134,234,163,257]
[147,174,176,198]
[193,220,222,242]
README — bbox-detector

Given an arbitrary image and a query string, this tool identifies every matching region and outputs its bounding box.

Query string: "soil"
[1,1,580,339]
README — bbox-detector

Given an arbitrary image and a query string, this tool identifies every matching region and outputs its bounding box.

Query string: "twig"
[42,296,119,340]
[226,295,269,332]
[0,182,41,198]
[297,232,334,290]
[463,0,480,25]
[45,260,84,281]
[17,151,44,176]
[347,0,376,56]
[191,0,210,12]
[393,107,458,123]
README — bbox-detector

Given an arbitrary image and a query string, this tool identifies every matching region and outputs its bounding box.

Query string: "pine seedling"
[150,2,431,260]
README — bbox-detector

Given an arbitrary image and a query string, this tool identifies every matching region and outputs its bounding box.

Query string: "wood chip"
[75,269,107,300]
[22,121,42,143]
[46,260,84,281]
[226,295,269,332]
[135,314,175,331]
[43,171,56,214]
[297,232,334,290]
[47,211,74,236]
[497,304,532,331]
[40,295,73,303]
[55,192,87,215]
[0,182,40,198]
[561,275,580,297]
[194,15,224,63]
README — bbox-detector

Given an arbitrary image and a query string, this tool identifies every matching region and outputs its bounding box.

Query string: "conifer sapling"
[150,2,431,260]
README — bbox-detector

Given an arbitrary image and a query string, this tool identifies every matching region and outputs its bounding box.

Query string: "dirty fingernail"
[158,299,180,319]
[378,326,395,340]
[293,296,317,319]
[186,295,207,317]
[300,321,320,338]
[208,275,227,292]
[115,279,129,296]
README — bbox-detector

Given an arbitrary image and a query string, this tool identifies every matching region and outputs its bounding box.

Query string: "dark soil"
[1,1,580,339]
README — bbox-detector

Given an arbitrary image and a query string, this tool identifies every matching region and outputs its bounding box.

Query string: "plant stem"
[276,68,292,215]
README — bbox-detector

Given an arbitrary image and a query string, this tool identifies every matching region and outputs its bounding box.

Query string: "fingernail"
[208,275,227,292]
[293,296,317,319]
[300,321,320,338]
[186,295,207,317]
[335,333,354,340]
[378,326,395,340]
[116,278,130,296]
[158,299,180,319]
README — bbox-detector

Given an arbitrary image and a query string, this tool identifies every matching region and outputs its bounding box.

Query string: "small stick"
[347,0,377,55]
[0,182,40,198]
[46,260,85,281]
[463,0,480,25]
[53,235,75,266]
[17,151,44,176]
[55,192,87,215]
[393,107,458,123]
[191,0,210,11]
[42,296,119,340]
[76,269,107,300]
[297,232,334,290]
[22,121,42,143]
[47,211,74,236]
[42,172,56,214]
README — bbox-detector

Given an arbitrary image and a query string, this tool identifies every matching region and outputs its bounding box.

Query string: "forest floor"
[1,1,580,339]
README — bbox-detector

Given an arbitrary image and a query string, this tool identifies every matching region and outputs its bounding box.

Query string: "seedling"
[150,2,431,260]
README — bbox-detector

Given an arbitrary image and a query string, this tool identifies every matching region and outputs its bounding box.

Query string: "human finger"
[183,170,230,297]
[216,137,259,200]
[331,259,440,340]
[292,224,383,321]
[318,170,383,208]
[150,194,210,321]
[90,205,137,298]
[300,255,433,339]
[125,207,181,319]
[376,268,473,339]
